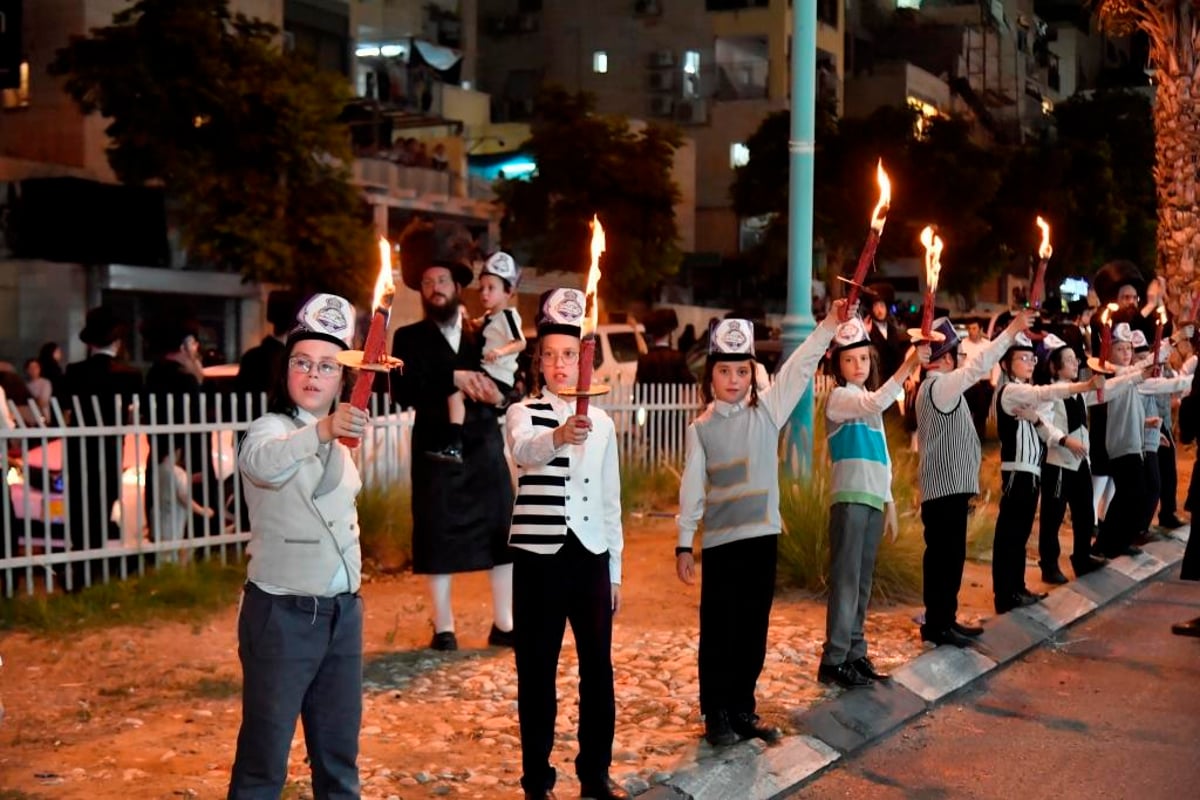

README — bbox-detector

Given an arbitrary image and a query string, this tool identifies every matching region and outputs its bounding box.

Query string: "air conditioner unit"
[648,70,674,91]
[650,96,675,117]
[650,49,675,67]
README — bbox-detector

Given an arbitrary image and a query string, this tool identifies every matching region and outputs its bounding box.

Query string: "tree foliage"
[731,92,1156,303]
[494,87,683,304]
[49,0,376,304]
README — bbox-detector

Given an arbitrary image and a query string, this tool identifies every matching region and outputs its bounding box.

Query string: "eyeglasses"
[1012,353,1037,363]
[288,356,342,378]
[540,350,580,365]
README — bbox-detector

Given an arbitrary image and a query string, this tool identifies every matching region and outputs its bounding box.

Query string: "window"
[730,142,750,169]
[593,51,608,74]
[2,61,30,110]
[683,50,701,98]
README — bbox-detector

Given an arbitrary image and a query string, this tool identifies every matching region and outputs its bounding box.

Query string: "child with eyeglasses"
[229,293,370,799]
[989,333,1099,614]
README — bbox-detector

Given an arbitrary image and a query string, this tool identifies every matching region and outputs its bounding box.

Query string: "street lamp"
[782,0,818,475]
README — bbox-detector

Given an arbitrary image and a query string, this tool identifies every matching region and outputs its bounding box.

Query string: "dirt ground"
[0,445,1192,799]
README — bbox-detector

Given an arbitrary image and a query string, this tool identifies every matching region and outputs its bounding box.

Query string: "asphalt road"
[791,565,1200,800]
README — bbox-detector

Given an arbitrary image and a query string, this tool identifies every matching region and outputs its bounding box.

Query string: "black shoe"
[951,620,984,637]
[730,711,782,743]
[1160,514,1186,529]
[995,591,1042,614]
[1040,565,1070,585]
[430,631,458,651]
[817,661,871,688]
[703,709,740,746]
[487,624,515,648]
[1171,616,1200,638]
[1019,588,1048,601]
[920,626,973,647]
[1071,554,1107,577]
[524,791,557,800]
[426,445,463,463]
[849,655,890,681]
[579,778,629,800]
[1120,545,1144,557]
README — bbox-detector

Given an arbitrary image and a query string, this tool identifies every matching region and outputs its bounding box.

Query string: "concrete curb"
[639,525,1189,800]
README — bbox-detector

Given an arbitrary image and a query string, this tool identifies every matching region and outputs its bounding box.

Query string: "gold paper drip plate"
[555,384,612,398]
[1085,357,1117,376]
[905,328,947,343]
[336,350,405,372]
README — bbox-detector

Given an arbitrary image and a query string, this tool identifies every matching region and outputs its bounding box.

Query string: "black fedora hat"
[398,218,475,292]
[79,305,128,348]
[1092,260,1145,305]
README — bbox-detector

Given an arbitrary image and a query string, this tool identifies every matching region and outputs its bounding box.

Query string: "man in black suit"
[635,309,694,386]
[61,305,144,590]
[389,219,514,651]
[234,290,298,413]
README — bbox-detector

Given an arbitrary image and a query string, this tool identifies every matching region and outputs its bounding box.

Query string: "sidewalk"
[0,517,1191,799]
[639,525,1192,800]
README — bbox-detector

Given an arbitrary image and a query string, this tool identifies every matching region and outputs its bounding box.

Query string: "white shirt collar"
[713,398,746,416]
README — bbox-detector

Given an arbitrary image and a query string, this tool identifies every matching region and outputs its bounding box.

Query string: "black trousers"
[920,493,971,632]
[698,535,778,719]
[1186,445,1200,514]
[965,381,993,440]
[513,535,614,794]
[992,471,1039,601]
[1158,437,1179,522]
[1040,462,1095,568]
[229,583,363,800]
[1096,454,1146,557]
[1141,448,1162,533]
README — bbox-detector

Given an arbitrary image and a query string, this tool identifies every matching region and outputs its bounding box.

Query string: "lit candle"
[1151,305,1168,376]
[339,237,396,448]
[1030,216,1052,309]
[575,215,606,416]
[918,226,944,339]
[842,161,891,320]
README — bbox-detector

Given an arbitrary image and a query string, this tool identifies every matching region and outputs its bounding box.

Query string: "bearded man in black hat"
[389,218,514,651]
[61,305,144,589]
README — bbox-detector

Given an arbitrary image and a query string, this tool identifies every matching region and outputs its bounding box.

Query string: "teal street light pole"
[782,0,818,475]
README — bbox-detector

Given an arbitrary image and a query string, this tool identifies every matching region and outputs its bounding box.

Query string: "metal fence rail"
[1,379,836,596]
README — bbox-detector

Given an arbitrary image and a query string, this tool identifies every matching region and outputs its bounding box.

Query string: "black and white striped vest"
[508,400,571,554]
[916,373,982,501]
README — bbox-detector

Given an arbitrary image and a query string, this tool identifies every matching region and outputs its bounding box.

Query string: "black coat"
[390,319,514,574]
[61,354,144,550]
[635,346,695,386]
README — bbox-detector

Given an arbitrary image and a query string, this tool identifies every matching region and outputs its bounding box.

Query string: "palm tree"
[1095,2,1199,301]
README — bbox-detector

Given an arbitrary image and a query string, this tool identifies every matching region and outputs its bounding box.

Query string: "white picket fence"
[0,378,836,596]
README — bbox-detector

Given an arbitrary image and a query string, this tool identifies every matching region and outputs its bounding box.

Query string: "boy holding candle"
[505,288,626,800]
[913,310,1034,646]
[676,301,848,744]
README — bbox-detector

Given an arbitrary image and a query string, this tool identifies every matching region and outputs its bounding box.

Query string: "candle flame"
[919,225,944,294]
[871,160,891,232]
[1036,216,1052,260]
[1100,302,1118,327]
[373,237,396,311]
[583,215,606,337]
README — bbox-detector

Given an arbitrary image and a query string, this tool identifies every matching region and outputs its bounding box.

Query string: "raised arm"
[826,349,918,423]
[760,302,844,426]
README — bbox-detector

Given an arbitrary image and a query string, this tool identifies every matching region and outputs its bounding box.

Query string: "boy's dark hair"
[700,358,760,406]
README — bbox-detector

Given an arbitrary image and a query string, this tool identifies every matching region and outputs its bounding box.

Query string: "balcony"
[353,158,459,198]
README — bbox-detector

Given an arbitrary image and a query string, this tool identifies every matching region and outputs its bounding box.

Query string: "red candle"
[1029,216,1052,309]
[339,237,395,448]
[575,336,596,416]
[843,161,891,321]
[917,226,944,339]
[1151,306,1167,377]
